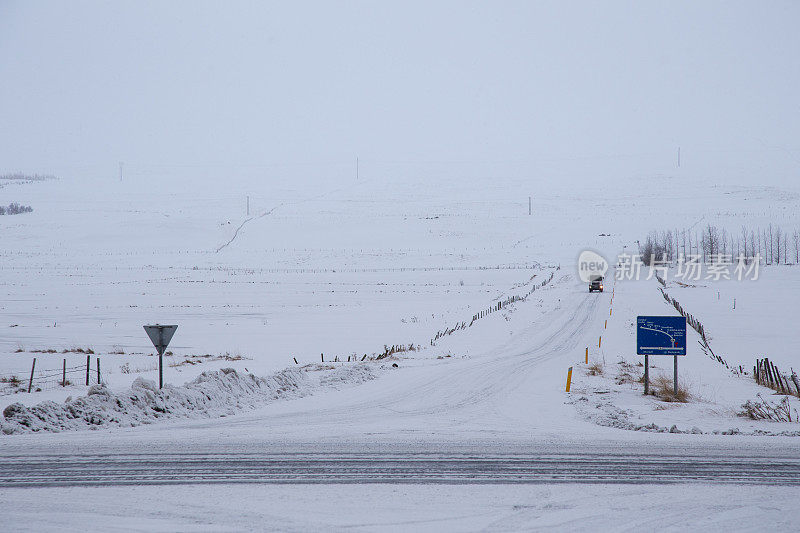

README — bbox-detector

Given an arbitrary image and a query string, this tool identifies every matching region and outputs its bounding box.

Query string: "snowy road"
[3,280,800,530]
[3,450,800,487]
[4,285,800,492]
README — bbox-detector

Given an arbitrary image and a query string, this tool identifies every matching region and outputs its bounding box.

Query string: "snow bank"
[568,360,800,437]
[1,364,376,435]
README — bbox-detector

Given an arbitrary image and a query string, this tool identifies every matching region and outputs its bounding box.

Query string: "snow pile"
[568,363,800,437]
[1,364,376,435]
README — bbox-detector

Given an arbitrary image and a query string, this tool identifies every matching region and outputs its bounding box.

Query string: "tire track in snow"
[2,451,799,487]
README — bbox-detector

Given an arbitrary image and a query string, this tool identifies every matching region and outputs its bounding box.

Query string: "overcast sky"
[1,1,798,179]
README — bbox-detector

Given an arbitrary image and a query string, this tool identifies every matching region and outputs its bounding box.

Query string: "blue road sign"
[637,316,686,356]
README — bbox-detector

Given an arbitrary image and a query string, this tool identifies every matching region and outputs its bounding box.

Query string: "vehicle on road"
[589,275,604,292]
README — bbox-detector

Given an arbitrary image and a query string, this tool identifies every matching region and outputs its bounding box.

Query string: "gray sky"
[1,0,798,179]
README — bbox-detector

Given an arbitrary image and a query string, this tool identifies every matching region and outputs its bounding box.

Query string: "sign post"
[636,316,686,396]
[143,324,178,389]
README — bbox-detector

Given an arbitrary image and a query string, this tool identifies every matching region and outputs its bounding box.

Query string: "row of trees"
[0,203,33,215]
[640,224,800,266]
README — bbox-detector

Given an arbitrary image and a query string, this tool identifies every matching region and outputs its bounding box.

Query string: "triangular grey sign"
[143,324,178,355]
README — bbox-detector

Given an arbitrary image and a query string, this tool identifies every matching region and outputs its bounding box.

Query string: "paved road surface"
[3,451,799,487]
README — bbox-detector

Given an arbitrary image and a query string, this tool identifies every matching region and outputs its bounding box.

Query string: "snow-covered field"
[3,166,800,530]
[4,0,800,528]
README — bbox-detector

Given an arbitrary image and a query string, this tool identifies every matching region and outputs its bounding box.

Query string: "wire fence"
[0,357,101,396]
[430,269,558,346]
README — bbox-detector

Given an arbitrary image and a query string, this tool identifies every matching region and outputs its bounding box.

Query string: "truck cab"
[589,275,604,293]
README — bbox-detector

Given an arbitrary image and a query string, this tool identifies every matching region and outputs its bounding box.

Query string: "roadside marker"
[610,308,612,316]
[565,366,573,392]
[143,324,178,389]
[585,347,588,364]
[598,336,602,348]
[604,319,607,329]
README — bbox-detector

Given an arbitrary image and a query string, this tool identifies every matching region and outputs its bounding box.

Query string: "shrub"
[0,203,33,215]
[588,362,604,376]
[653,374,689,402]
[740,394,797,422]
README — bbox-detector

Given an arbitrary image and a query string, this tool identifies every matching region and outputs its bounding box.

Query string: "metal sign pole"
[674,355,678,396]
[158,327,164,389]
[644,354,649,395]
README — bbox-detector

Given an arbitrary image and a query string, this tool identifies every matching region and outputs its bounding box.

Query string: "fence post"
[86,354,90,385]
[97,357,101,384]
[773,362,786,393]
[62,358,66,387]
[28,358,36,393]
[764,358,774,388]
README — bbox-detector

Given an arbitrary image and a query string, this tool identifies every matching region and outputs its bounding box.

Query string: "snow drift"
[1,364,376,435]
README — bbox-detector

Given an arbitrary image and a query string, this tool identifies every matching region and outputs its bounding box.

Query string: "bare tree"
[767,222,775,264]
[663,230,673,262]
[699,231,705,262]
[704,224,720,262]
[675,228,679,260]
[721,227,728,257]
[741,225,748,259]
[784,231,788,265]
[794,230,800,264]
[682,229,687,258]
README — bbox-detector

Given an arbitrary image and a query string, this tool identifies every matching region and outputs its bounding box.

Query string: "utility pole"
[528,196,531,215]
[119,162,124,182]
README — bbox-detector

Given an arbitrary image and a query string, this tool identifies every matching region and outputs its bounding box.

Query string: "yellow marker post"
[598,336,602,348]
[566,366,573,392]
[610,308,613,316]
[585,347,588,364]
[604,319,607,329]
